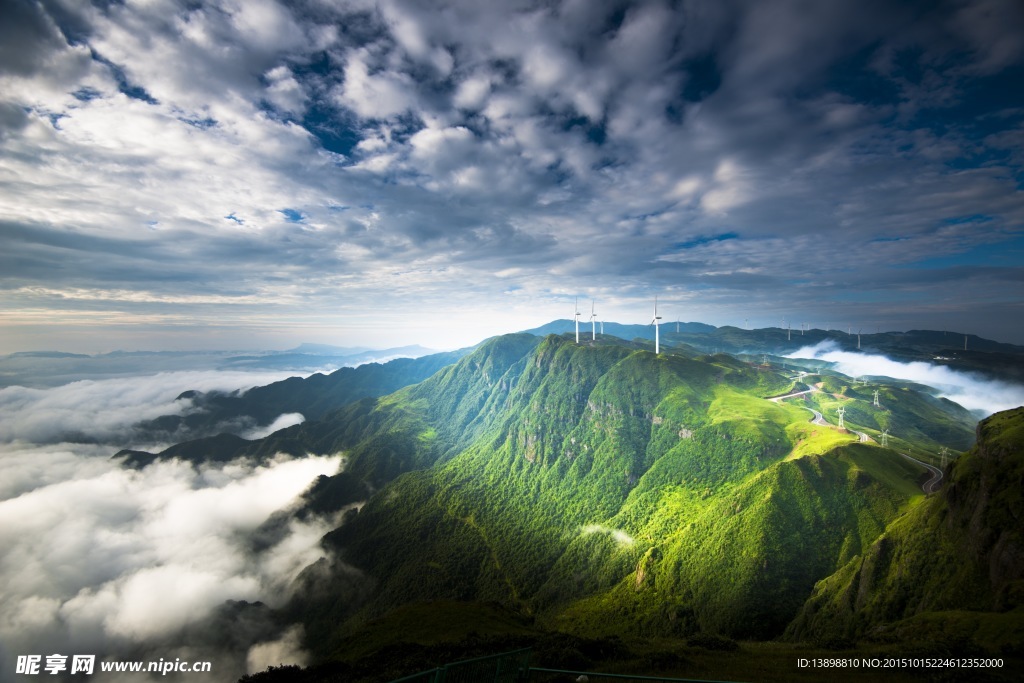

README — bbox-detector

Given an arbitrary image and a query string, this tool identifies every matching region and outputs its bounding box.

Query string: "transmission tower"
[837,406,846,430]
[940,446,950,469]
[873,390,880,408]
[762,354,769,366]
[881,430,889,447]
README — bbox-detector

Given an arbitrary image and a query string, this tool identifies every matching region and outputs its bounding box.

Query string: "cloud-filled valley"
[0,369,308,445]
[0,369,345,680]
[788,340,1024,416]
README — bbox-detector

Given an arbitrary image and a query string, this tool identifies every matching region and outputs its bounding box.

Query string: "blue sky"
[1,0,1022,351]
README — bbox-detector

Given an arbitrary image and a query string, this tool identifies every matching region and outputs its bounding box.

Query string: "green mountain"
[519,322,1024,383]
[130,349,467,444]
[787,406,1024,651]
[121,333,1024,679]
[220,335,1007,662]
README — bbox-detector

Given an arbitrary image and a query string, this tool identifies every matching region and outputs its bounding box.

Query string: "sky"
[1,0,1023,353]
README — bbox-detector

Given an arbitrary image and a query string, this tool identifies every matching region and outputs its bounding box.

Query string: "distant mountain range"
[0,344,439,389]
[522,323,1024,383]
[111,330,1024,681]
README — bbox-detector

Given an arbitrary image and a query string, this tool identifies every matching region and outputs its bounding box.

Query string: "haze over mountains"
[0,344,438,390]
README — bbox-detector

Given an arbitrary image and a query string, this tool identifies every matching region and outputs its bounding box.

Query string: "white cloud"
[452,73,492,110]
[581,523,635,547]
[787,341,1024,416]
[242,412,306,440]
[264,65,308,116]
[336,48,417,120]
[0,444,341,671]
[0,370,307,445]
[1,0,1022,353]
[246,625,309,673]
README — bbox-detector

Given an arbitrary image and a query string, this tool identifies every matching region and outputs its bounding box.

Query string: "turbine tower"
[787,321,791,341]
[601,320,604,335]
[651,296,662,354]
[590,300,597,341]
[857,328,862,350]
[574,297,581,344]
[837,406,846,430]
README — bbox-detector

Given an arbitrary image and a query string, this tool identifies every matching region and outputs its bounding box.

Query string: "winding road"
[899,453,944,494]
[772,382,941,492]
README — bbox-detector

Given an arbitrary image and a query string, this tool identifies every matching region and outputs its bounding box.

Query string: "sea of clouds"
[786,341,1024,416]
[0,369,343,681]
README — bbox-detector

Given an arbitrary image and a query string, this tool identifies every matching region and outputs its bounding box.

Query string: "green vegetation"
[230,334,983,667]
[125,332,1022,681]
[788,407,1024,654]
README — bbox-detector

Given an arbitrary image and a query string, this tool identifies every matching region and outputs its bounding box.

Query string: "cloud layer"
[0,444,340,680]
[1,0,1022,351]
[0,366,347,680]
[0,369,307,445]
[788,340,1024,415]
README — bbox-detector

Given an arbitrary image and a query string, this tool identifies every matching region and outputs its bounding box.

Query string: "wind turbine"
[590,300,597,341]
[651,297,662,354]
[574,298,581,344]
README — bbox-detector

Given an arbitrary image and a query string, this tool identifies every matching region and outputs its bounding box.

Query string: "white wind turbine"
[574,297,581,344]
[590,300,597,341]
[651,296,662,354]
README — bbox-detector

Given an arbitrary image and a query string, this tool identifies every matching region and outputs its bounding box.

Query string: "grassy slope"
[787,407,1024,652]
